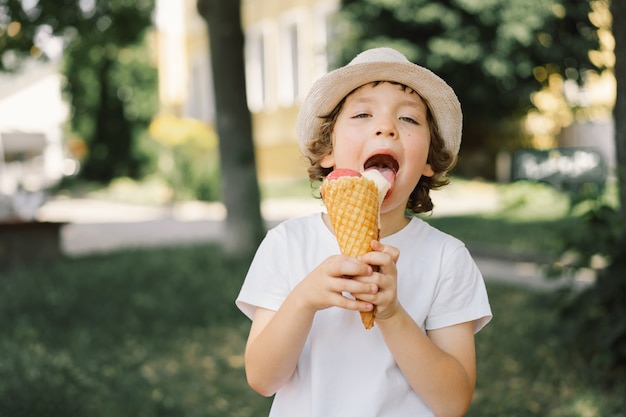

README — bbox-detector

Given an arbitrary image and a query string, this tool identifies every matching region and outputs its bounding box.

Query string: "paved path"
[37,197,322,256]
[38,181,501,256]
[36,188,594,290]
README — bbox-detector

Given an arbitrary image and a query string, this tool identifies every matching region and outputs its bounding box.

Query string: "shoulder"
[389,216,477,278]
[394,216,466,252]
[267,213,325,238]
[260,213,332,251]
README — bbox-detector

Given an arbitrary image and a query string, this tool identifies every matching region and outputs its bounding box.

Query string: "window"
[278,18,300,107]
[313,5,333,80]
[245,25,268,112]
[185,54,215,122]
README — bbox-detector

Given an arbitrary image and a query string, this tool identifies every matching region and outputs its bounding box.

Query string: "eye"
[400,116,418,124]
[353,113,370,119]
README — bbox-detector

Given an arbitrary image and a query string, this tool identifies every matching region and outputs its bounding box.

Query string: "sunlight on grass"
[566,395,603,417]
[495,180,571,221]
[424,179,620,261]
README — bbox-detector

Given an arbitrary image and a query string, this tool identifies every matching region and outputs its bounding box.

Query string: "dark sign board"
[511,147,607,189]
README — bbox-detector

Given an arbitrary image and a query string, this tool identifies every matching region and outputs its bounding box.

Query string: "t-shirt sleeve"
[425,245,492,333]
[235,226,292,320]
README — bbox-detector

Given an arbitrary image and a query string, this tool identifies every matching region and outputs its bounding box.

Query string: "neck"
[379,205,411,238]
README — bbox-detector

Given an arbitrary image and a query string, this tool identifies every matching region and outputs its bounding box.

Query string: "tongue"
[379,168,396,189]
[363,168,395,203]
[365,167,395,191]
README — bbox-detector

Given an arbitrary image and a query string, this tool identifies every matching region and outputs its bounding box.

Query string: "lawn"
[1,241,624,416]
[1,178,623,415]
[0,245,271,417]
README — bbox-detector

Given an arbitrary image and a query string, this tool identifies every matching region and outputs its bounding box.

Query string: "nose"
[375,116,397,138]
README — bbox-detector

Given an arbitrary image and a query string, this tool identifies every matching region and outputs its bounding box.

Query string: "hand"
[292,255,377,314]
[354,241,401,321]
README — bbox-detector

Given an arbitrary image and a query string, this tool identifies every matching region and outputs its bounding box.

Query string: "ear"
[320,152,335,168]
[422,163,435,177]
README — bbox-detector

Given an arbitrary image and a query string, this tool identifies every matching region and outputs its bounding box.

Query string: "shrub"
[558,204,626,384]
[149,116,221,202]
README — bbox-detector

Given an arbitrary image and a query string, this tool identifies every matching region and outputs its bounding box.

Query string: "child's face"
[320,82,434,214]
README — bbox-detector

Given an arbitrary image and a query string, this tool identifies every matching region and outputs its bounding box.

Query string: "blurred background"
[1,0,625,416]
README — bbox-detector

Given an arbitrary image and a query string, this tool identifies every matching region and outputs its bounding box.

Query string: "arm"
[358,241,477,417]
[378,313,476,417]
[244,255,375,396]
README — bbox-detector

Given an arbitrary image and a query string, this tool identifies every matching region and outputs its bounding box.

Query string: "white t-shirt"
[236,213,492,417]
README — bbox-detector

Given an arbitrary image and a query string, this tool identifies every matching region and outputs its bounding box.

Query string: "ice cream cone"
[322,174,380,329]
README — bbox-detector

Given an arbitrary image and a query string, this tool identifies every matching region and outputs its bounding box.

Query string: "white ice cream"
[362,169,391,208]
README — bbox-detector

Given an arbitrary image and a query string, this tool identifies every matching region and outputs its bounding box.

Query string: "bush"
[557,204,626,385]
[562,259,626,382]
[149,116,222,202]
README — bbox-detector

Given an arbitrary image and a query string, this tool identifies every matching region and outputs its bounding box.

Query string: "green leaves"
[336,0,599,132]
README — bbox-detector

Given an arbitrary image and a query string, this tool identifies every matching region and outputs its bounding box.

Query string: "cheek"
[330,132,363,161]
[405,141,430,162]
[404,142,433,176]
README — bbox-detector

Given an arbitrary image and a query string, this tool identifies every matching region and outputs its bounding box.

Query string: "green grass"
[424,215,578,261]
[4,178,621,414]
[1,243,624,416]
[423,179,617,262]
[470,284,625,417]
[0,245,273,417]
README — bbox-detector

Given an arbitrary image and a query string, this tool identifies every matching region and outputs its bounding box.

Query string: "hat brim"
[297,60,462,157]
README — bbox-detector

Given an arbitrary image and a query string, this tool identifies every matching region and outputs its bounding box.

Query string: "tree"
[335,0,600,177]
[0,0,157,182]
[2,0,264,252]
[612,0,626,220]
[64,30,158,181]
[196,0,265,253]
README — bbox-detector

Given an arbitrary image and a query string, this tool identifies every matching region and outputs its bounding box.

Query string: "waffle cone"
[322,176,379,329]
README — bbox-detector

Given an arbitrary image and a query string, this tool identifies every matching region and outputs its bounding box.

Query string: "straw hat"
[297,47,462,157]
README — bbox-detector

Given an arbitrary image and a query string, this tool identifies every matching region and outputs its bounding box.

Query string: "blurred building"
[154,0,339,181]
[0,59,77,219]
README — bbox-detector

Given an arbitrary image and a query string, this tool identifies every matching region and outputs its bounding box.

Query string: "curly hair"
[305,82,457,214]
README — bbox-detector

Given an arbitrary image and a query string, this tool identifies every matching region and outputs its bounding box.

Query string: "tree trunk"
[197,0,265,254]
[612,0,626,221]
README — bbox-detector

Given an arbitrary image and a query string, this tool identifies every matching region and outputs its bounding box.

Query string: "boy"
[236,47,492,417]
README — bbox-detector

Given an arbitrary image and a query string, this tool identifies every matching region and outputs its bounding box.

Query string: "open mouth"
[363,154,398,193]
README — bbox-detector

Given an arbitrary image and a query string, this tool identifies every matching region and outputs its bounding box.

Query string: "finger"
[359,250,394,269]
[327,256,373,278]
[352,291,378,304]
[332,294,375,312]
[336,279,378,296]
[371,240,400,262]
